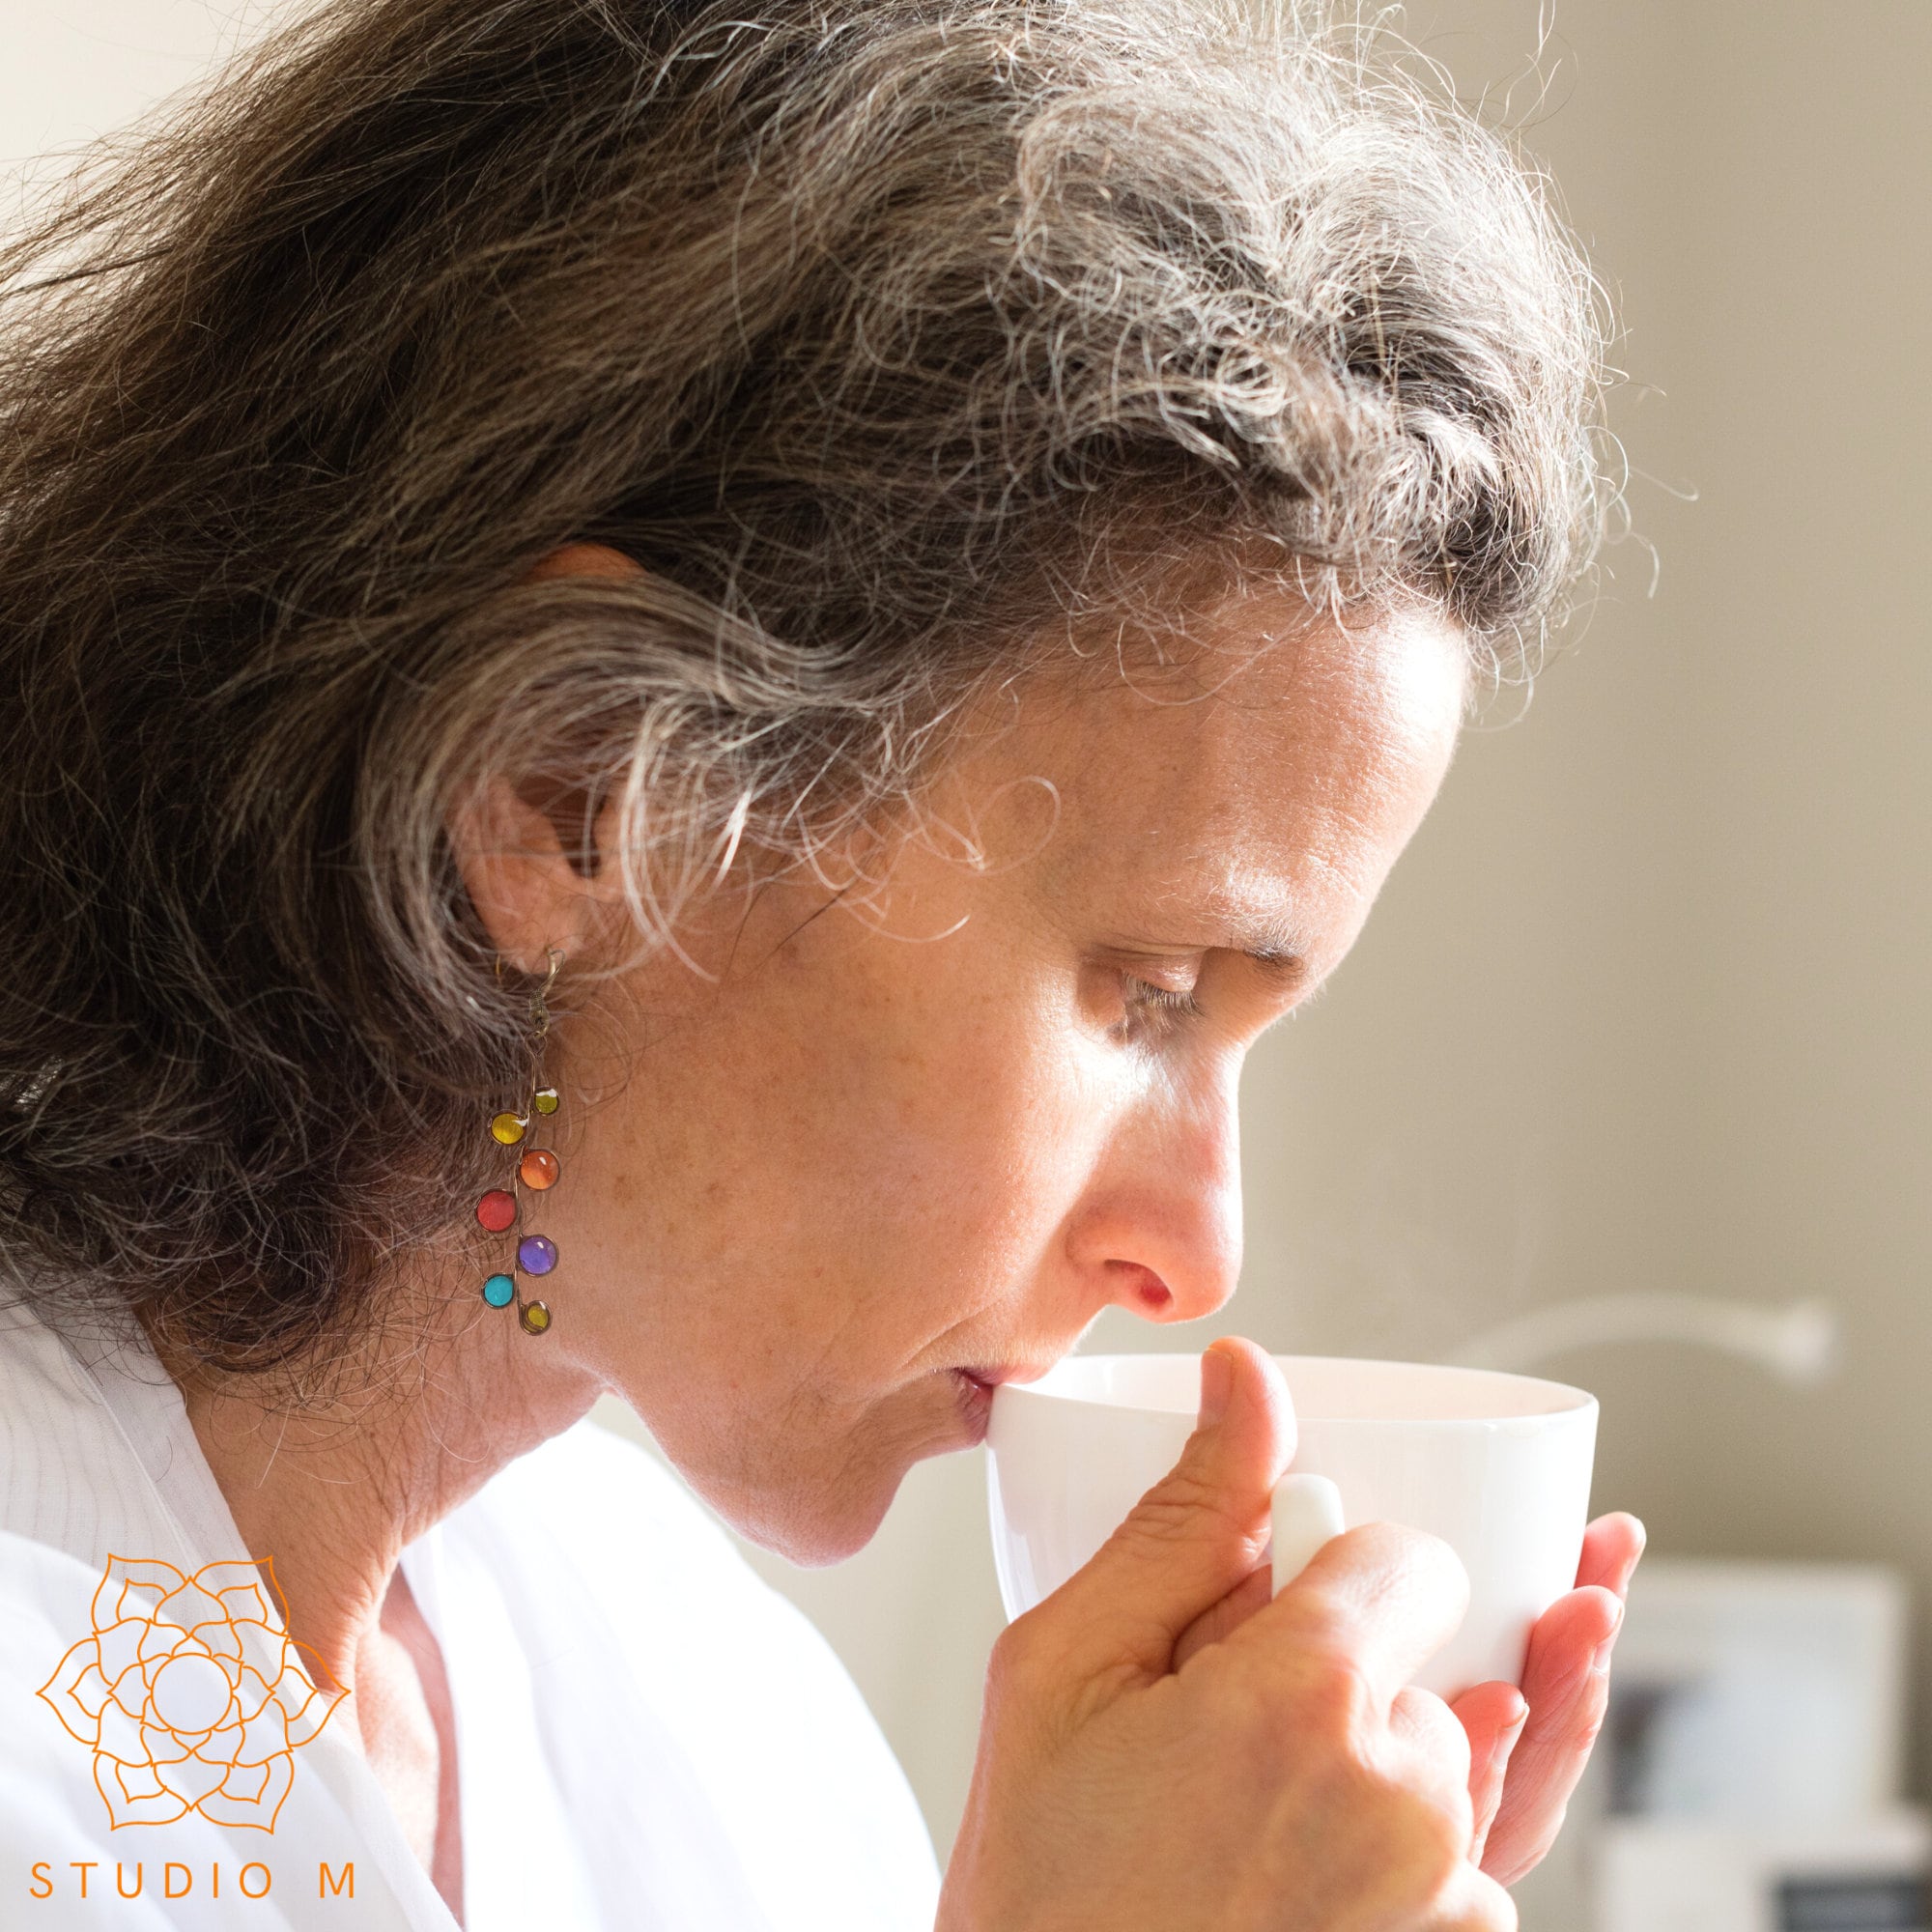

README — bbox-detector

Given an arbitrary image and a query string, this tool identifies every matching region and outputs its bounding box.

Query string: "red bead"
[475,1188,517,1234]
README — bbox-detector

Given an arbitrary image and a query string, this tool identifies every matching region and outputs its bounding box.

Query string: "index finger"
[1233,1520,1471,1711]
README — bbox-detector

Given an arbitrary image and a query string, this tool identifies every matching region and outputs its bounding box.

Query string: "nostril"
[1099,1259,1179,1317]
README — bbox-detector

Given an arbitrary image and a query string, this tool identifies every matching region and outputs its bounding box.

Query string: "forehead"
[1006,588,1468,960]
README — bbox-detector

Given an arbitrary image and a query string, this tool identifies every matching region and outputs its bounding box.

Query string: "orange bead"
[520,1148,560,1190]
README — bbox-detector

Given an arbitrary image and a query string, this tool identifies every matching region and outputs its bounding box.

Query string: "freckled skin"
[514,585,1467,1564]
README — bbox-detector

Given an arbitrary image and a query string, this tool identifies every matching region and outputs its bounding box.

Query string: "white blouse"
[0,1292,942,1930]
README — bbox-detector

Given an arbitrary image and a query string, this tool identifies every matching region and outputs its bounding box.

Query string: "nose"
[1061,1062,1243,1325]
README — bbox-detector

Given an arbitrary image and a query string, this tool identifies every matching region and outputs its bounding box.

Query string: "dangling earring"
[477,948,564,1336]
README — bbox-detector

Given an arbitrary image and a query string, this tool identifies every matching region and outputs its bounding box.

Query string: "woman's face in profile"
[543,582,1466,1563]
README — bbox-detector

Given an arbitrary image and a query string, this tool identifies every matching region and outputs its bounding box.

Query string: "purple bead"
[517,1234,557,1276]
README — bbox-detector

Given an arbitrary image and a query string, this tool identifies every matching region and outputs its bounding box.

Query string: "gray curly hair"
[0,0,1607,1383]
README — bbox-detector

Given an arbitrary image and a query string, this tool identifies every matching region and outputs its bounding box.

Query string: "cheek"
[797,991,1101,1324]
[741,958,1125,1370]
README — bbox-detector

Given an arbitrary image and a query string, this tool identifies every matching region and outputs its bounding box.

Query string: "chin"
[724,1424,953,1568]
[727,1474,901,1569]
[661,1372,982,1567]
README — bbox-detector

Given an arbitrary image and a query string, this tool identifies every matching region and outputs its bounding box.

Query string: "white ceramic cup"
[986,1352,1599,1699]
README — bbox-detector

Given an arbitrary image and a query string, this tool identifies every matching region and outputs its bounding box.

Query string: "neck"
[145,1270,602,1699]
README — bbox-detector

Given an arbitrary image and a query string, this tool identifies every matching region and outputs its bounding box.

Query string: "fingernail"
[1492,1700,1530,1773]
[1199,1347,1233,1427]
[1621,1520,1649,1589]
[1590,1603,1627,1678]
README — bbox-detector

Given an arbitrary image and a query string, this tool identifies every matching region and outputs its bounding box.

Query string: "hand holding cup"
[940,1339,1642,1929]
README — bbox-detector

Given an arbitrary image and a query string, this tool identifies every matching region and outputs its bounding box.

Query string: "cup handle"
[1270,1473,1347,1596]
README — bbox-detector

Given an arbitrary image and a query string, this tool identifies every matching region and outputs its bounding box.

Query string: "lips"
[958,1361,1056,1390]
[950,1361,1056,1445]
[948,1369,994,1443]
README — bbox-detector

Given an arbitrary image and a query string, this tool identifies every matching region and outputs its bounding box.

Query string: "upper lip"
[958,1361,1054,1388]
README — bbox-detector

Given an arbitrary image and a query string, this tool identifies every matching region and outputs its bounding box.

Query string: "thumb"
[1036,1337,1296,1684]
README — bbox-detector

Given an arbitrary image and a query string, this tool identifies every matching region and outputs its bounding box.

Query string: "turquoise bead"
[481,1272,516,1308]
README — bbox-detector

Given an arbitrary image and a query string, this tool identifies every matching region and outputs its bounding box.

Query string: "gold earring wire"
[476,948,565,1334]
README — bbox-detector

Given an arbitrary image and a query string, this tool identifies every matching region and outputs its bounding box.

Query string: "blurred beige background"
[12,0,1929,1916]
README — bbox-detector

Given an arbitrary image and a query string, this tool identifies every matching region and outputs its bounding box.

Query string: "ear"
[523,540,643,585]
[450,542,647,971]
[449,776,629,976]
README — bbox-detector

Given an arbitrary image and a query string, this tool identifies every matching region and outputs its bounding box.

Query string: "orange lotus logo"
[36,1555,347,1832]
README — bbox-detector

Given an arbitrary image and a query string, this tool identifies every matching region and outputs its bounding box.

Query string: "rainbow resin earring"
[477,948,564,1335]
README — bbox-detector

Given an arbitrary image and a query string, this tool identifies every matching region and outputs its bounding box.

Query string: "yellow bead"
[520,1301,552,1335]
[490,1112,526,1146]
[532,1087,560,1116]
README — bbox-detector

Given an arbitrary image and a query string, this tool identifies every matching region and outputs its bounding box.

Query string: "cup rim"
[995,1350,1597,1426]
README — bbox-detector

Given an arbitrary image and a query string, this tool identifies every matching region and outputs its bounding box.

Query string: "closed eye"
[1117,972,1205,1041]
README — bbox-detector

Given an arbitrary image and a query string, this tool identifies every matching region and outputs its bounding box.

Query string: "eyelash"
[1118,973,1205,1040]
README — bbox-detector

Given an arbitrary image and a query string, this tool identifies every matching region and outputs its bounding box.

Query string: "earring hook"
[491,949,565,989]
[490,948,565,1037]
[534,949,564,1030]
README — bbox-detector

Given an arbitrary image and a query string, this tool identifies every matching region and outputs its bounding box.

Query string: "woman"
[0,0,1642,1926]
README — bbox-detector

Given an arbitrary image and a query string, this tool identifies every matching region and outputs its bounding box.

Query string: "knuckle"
[1268,1574,1357,1656]
[1189,1646,1375,1793]
[1358,1776,1475,1908]
[1119,1465,1254,1551]
[1116,1490,1205,1552]
[1445,1887,1519,1932]
[1191,1649,1309,1769]
[1571,1697,1607,1756]
[1410,1792,1476,1889]
[1568,1667,1613,1747]
[1400,1719,1476,1805]
[1275,1640,1378,1747]
[1470,1874,1520,1932]
[1304,1657,1378,1748]
[985,1612,1055,1703]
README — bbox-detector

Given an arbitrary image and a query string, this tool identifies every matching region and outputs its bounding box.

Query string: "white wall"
[0,3,281,170]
